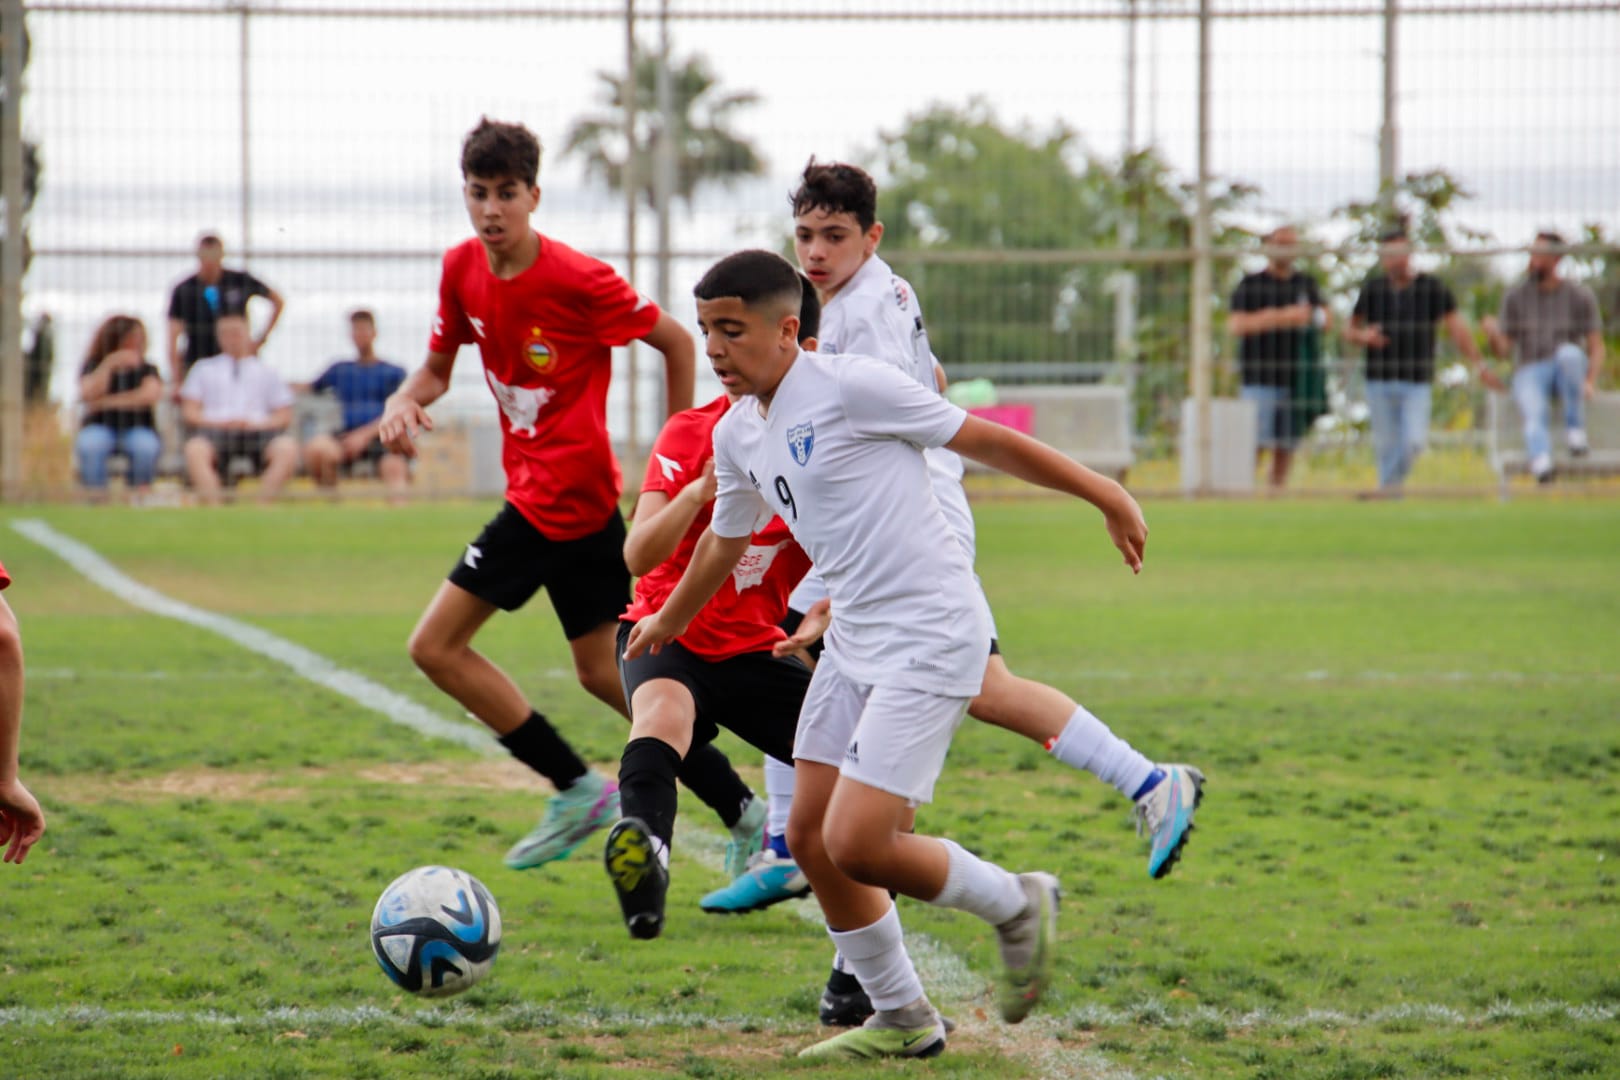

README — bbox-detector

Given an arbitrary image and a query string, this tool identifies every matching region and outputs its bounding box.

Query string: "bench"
[966,385,1134,480]
[1486,390,1620,488]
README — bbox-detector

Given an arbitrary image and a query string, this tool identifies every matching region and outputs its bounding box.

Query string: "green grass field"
[2,498,1617,1079]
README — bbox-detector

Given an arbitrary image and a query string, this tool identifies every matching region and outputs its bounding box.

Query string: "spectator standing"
[1228,225,1332,489]
[75,315,165,501]
[179,314,299,504]
[1482,232,1607,483]
[301,311,409,502]
[166,233,285,390]
[1346,228,1503,497]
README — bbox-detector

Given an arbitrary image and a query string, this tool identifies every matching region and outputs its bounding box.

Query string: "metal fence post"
[623,0,640,464]
[1190,0,1214,495]
[0,0,23,503]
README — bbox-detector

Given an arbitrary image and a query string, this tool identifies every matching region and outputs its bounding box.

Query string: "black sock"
[619,736,681,847]
[677,741,753,828]
[498,711,588,791]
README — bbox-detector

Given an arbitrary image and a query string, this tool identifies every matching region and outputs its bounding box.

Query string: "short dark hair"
[1534,230,1565,247]
[693,250,803,320]
[197,232,223,249]
[349,309,375,326]
[1378,224,1408,243]
[790,158,878,232]
[797,273,821,344]
[461,117,541,185]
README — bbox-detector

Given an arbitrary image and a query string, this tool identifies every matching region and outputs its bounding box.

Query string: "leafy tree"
[870,99,1256,434]
[564,42,764,210]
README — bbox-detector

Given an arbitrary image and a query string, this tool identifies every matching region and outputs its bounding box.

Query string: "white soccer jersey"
[711,350,991,698]
[789,255,976,612]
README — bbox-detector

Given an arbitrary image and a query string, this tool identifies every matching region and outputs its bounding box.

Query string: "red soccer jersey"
[429,233,660,540]
[0,560,9,590]
[623,395,812,661]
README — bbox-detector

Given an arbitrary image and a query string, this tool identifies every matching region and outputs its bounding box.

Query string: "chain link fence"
[4,0,1618,498]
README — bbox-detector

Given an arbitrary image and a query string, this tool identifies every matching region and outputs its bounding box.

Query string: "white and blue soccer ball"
[370,865,502,997]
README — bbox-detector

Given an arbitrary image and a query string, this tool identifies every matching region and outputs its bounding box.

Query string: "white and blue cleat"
[700,850,811,914]
[1135,764,1205,879]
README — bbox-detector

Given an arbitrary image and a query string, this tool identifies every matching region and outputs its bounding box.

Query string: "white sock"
[929,838,1027,927]
[827,903,925,1012]
[1048,704,1157,799]
[762,755,796,837]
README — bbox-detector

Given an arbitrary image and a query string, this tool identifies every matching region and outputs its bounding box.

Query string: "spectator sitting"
[75,314,164,502]
[180,313,299,504]
[299,310,409,502]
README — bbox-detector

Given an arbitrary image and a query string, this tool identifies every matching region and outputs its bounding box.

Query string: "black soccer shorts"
[448,502,631,640]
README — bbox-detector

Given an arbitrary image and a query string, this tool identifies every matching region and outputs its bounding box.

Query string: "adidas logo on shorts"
[845,740,859,765]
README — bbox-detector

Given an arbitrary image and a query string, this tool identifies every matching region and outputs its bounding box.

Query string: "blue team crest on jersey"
[787,422,815,466]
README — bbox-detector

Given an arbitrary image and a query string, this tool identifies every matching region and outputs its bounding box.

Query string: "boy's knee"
[824,826,888,886]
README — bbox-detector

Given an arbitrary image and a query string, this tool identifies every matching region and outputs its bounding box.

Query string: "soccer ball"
[370,865,502,997]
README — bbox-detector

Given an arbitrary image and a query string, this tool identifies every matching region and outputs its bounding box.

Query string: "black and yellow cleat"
[604,817,668,940]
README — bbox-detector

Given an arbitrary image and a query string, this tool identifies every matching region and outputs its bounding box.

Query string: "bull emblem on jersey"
[787,422,815,466]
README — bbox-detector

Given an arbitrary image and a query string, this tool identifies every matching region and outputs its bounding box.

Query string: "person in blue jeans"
[76,314,165,501]
[300,310,409,501]
[1346,227,1503,496]
[1482,233,1606,483]
[1228,225,1333,489]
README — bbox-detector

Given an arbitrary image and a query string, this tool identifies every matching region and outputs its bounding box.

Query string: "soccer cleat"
[603,817,668,940]
[995,871,1060,1024]
[1135,764,1206,879]
[798,1010,946,1060]
[699,850,811,914]
[503,773,619,870]
[819,969,875,1028]
[723,796,768,880]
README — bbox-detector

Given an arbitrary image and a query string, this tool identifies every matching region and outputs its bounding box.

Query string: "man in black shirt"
[165,233,286,391]
[1346,228,1501,496]
[1228,225,1331,489]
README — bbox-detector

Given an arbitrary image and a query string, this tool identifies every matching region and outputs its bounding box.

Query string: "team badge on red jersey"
[523,325,557,373]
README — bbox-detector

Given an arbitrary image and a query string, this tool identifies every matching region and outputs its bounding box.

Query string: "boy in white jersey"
[626,250,1150,1060]
[789,160,1202,877]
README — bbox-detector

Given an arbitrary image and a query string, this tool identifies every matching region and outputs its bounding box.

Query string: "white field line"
[1,998,1607,1034]
[10,519,491,753]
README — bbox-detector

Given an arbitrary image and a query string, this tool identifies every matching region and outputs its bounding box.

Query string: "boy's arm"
[0,593,45,866]
[378,351,455,458]
[623,527,752,658]
[640,310,695,419]
[623,459,717,577]
[946,415,1148,573]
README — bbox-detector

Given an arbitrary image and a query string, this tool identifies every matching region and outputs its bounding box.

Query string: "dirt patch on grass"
[47,759,544,804]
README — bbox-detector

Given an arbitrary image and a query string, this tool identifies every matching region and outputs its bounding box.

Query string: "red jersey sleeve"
[585,259,661,347]
[0,560,10,590]
[428,248,475,355]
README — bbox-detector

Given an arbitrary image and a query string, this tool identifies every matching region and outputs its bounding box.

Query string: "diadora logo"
[787,422,815,466]
[655,454,683,482]
[463,544,483,569]
[469,316,486,338]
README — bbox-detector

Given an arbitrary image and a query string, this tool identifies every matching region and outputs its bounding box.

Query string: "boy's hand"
[623,613,685,660]
[0,778,45,865]
[378,397,433,458]
[772,598,830,659]
[1103,489,1148,574]
[679,459,718,508]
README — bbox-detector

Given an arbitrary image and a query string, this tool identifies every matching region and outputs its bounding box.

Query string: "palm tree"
[563,42,765,210]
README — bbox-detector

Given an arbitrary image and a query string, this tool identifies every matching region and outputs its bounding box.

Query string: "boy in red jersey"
[602,277,823,940]
[0,560,46,866]
[379,118,762,873]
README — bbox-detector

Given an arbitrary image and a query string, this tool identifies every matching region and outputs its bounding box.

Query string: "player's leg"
[412,505,614,868]
[696,653,812,914]
[605,634,703,939]
[1513,360,1556,478]
[257,434,300,502]
[549,515,761,870]
[790,759,945,1060]
[378,451,410,504]
[825,685,1060,1025]
[790,665,945,1059]
[971,651,1203,878]
[303,433,341,488]
[183,433,223,504]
